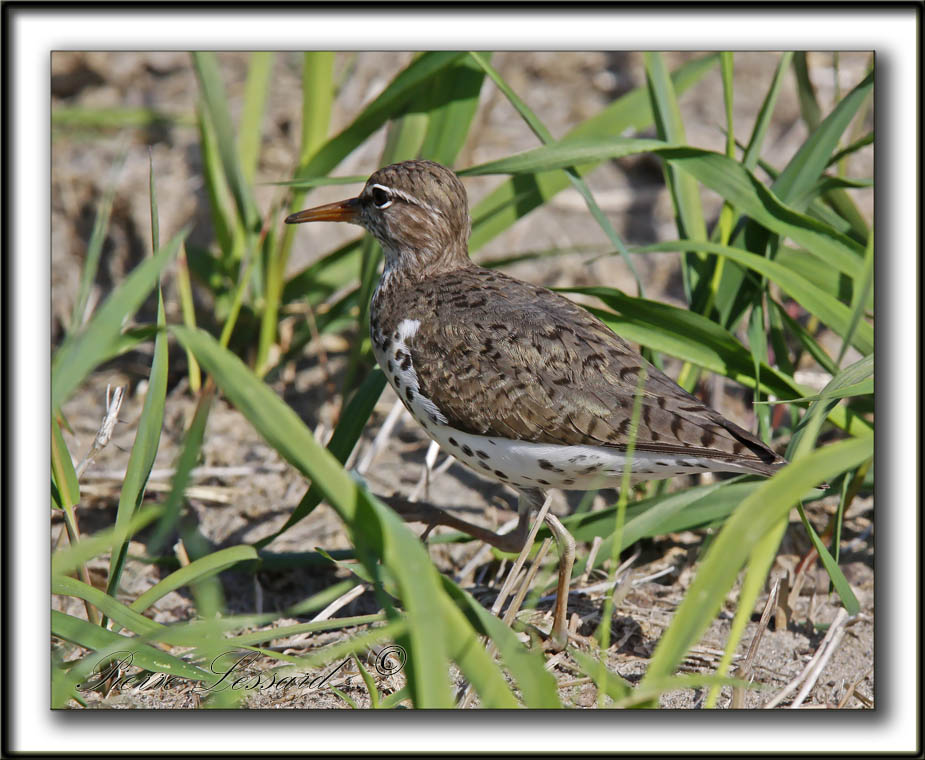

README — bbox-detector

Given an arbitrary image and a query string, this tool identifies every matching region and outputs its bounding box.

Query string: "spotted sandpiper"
[286,159,787,648]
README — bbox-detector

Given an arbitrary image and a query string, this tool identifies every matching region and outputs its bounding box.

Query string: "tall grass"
[51,51,873,708]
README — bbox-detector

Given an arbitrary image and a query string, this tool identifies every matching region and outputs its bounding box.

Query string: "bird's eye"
[370,186,392,209]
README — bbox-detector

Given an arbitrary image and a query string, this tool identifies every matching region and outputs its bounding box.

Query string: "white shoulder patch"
[396,318,421,341]
[372,317,448,426]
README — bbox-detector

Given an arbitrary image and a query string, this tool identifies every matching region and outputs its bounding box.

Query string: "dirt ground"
[51,51,874,709]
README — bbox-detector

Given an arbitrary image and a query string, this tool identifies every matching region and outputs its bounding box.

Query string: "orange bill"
[285,197,360,224]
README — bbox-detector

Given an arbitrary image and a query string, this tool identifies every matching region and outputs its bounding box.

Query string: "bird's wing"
[406,267,785,475]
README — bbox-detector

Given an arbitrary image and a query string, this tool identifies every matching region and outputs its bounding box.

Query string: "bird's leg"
[541,512,576,651]
[383,495,530,552]
[386,489,575,649]
[515,489,574,651]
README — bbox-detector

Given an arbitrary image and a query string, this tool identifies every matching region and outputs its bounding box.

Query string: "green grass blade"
[771,71,873,209]
[70,151,126,332]
[148,152,160,252]
[839,230,874,364]
[792,53,822,131]
[196,102,235,260]
[741,52,794,171]
[658,147,865,261]
[51,415,80,510]
[469,51,643,294]
[254,368,387,549]
[237,52,273,184]
[192,52,261,232]
[53,576,166,636]
[641,436,872,689]
[644,52,707,244]
[570,649,632,703]
[828,132,873,168]
[51,610,211,707]
[175,243,202,391]
[52,106,195,131]
[52,506,164,578]
[105,292,169,604]
[418,54,487,165]
[704,515,788,708]
[746,298,771,440]
[468,53,719,252]
[795,504,861,614]
[169,325,457,707]
[440,578,561,707]
[51,228,184,409]
[461,137,673,176]
[769,296,839,376]
[148,388,214,554]
[300,52,335,165]
[129,545,259,614]
[787,354,873,461]
[296,51,467,181]
[634,240,872,355]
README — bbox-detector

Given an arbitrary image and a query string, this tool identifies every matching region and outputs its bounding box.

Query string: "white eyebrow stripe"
[375,184,441,217]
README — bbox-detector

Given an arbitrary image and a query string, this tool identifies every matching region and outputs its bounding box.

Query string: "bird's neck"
[379,239,472,287]
[371,241,472,332]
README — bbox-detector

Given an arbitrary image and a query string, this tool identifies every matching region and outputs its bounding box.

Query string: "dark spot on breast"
[538,459,555,471]
[656,460,671,467]
[394,349,405,362]
[400,354,412,371]
[562,478,575,486]
[476,450,489,459]
[387,360,395,375]
[479,461,491,470]
[493,469,507,479]
[462,445,473,457]
[406,387,414,402]
[448,437,458,447]
[393,331,399,339]
[537,479,550,486]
